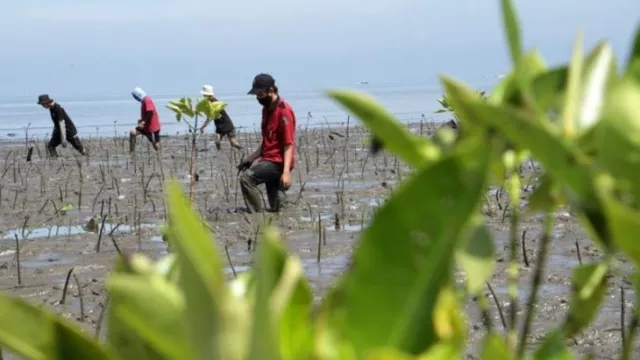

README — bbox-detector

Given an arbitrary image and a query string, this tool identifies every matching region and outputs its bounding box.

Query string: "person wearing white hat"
[198,84,243,150]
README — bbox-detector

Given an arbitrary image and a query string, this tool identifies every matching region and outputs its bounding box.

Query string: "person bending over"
[237,73,296,213]
[129,87,161,153]
[198,84,243,150]
[37,94,87,157]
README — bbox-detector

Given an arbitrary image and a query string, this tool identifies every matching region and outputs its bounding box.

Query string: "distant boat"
[360,81,369,85]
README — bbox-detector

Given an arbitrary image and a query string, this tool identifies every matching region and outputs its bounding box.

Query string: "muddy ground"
[0,121,635,359]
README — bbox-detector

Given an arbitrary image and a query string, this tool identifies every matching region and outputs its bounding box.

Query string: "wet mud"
[0,121,636,358]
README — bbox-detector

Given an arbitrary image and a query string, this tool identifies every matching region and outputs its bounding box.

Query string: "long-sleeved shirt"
[49,103,78,136]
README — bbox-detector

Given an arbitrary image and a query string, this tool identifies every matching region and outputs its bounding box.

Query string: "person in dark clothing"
[198,85,243,150]
[237,74,296,213]
[37,94,87,157]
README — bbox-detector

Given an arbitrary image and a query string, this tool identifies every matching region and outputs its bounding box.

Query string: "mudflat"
[0,121,635,358]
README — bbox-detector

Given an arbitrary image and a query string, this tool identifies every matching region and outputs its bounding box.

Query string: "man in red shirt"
[129,87,161,153]
[238,73,296,213]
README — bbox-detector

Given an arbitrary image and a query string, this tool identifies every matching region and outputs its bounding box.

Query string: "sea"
[0,77,501,141]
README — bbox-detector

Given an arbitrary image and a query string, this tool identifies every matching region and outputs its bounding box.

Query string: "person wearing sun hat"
[198,84,243,150]
[37,94,87,157]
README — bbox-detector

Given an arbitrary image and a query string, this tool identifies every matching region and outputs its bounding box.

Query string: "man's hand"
[61,141,67,148]
[280,171,291,190]
[236,158,252,173]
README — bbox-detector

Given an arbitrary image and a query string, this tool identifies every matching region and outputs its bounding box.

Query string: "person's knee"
[130,129,138,136]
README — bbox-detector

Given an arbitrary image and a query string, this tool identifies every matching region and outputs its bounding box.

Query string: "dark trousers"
[239,160,287,213]
[47,130,85,157]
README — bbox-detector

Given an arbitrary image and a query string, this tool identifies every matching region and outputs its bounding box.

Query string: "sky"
[0,0,638,98]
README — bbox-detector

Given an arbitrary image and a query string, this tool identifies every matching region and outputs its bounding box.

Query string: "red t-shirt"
[261,98,296,170]
[141,96,161,132]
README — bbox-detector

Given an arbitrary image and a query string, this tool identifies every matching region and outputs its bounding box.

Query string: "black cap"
[37,94,53,104]
[247,73,275,95]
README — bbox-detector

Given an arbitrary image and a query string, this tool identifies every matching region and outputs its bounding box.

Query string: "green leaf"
[481,334,514,360]
[560,31,584,138]
[625,23,640,81]
[533,330,574,360]
[456,216,495,294]
[59,203,73,215]
[326,89,440,167]
[595,79,640,199]
[496,50,548,107]
[441,76,612,249]
[564,263,608,337]
[164,180,227,360]
[106,271,194,360]
[272,257,314,360]
[432,286,466,347]
[321,142,491,356]
[417,342,460,360]
[500,0,522,65]
[529,66,568,112]
[247,225,285,360]
[0,292,114,360]
[595,176,640,265]
[166,103,183,122]
[579,42,614,131]
[442,77,593,199]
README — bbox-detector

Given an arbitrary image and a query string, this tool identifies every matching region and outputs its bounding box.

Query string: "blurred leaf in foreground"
[0,292,114,360]
[320,135,491,356]
[327,89,440,167]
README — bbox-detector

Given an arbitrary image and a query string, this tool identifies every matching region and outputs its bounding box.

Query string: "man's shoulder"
[277,98,295,114]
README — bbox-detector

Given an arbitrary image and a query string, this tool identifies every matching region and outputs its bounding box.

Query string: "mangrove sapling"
[575,240,583,265]
[92,184,105,213]
[94,296,109,340]
[13,234,21,286]
[344,116,350,174]
[166,96,227,202]
[486,281,508,331]
[224,243,237,278]
[316,213,323,264]
[59,268,75,304]
[73,274,85,322]
[517,212,554,357]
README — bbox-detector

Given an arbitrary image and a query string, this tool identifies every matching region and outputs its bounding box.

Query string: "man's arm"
[141,110,153,126]
[280,110,295,173]
[53,106,67,143]
[246,146,262,163]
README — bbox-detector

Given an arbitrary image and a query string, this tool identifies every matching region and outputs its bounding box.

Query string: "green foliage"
[1,0,640,359]
[166,97,226,128]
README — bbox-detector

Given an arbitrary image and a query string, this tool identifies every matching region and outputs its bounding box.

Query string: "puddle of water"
[0,249,16,257]
[221,253,350,283]
[21,252,76,269]
[300,214,333,222]
[305,180,391,190]
[325,224,366,232]
[2,222,157,241]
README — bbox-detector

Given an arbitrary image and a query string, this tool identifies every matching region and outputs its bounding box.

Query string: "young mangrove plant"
[166,96,227,201]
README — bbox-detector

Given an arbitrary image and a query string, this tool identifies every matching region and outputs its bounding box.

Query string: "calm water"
[0,78,500,140]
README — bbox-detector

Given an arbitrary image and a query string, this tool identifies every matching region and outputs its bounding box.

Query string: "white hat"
[200,84,214,96]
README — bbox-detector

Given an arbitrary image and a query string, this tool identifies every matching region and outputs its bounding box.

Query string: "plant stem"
[517,210,554,357]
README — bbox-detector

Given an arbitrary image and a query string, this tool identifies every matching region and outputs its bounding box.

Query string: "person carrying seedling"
[129,87,161,153]
[237,73,296,213]
[198,84,243,150]
[37,94,87,157]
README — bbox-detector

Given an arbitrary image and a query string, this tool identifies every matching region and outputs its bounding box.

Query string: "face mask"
[257,96,272,107]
